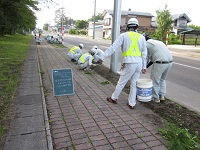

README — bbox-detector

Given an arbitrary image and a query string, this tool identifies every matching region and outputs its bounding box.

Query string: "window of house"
[178,18,187,26]
[104,18,111,26]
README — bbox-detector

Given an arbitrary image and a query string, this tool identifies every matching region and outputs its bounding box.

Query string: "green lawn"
[0,34,32,140]
[184,37,200,45]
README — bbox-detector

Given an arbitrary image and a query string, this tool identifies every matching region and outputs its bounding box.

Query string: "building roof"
[102,9,154,17]
[171,13,191,23]
[180,29,200,35]
[174,25,193,30]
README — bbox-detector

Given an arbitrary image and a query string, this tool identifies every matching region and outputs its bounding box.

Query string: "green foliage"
[75,20,88,29]
[84,71,95,76]
[43,23,49,31]
[168,33,182,44]
[88,13,103,22]
[155,4,174,41]
[159,123,200,150]
[0,126,6,136]
[0,0,40,36]
[68,29,87,35]
[188,24,200,30]
[100,80,111,85]
[0,34,32,140]
[148,32,160,40]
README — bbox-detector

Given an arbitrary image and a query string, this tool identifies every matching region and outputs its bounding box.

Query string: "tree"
[43,23,49,31]
[0,0,55,36]
[188,24,200,30]
[54,8,66,27]
[75,20,88,29]
[0,0,39,35]
[88,13,103,22]
[155,5,173,41]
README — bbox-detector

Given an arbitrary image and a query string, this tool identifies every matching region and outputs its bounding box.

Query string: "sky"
[36,0,200,28]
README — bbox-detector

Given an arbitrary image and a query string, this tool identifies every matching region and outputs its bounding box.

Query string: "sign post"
[52,68,74,96]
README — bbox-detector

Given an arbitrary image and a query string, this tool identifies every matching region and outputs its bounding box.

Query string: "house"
[102,9,154,38]
[171,13,193,35]
[88,21,103,39]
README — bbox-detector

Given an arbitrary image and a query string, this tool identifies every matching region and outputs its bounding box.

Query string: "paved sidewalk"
[4,38,168,150]
[3,38,53,150]
[37,39,168,150]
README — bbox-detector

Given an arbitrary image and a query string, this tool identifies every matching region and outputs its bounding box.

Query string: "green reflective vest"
[69,46,79,54]
[122,32,142,57]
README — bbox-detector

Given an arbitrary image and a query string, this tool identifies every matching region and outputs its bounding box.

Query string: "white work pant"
[93,52,104,62]
[78,59,93,70]
[151,63,172,99]
[111,63,142,107]
[67,52,82,61]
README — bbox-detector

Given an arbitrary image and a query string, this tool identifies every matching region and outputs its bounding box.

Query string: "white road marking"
[173,62,200,70]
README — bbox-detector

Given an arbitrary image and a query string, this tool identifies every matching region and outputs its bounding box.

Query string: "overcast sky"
[36,0,200,28]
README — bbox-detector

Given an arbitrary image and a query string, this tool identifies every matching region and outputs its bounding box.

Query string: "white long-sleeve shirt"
[102,31,147,69]
[93,48,104,62]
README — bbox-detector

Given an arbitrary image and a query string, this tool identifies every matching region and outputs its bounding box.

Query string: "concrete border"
[37,46,53,150]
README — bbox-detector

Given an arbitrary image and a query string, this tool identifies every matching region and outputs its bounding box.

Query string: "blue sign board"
[52,68,74,96]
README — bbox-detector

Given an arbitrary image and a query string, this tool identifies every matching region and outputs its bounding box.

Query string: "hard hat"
[127,18,139,26]
[79,44,84,48]
[93,45,98,49]
[88,48,96,55]
[142,33,151,41]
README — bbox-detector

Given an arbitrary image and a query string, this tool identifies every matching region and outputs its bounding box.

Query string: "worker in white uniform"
[77,50,95,71]
[91,45,104,63]
[100,18,147,109]
[67,44,84,62]
[143,33,173,103]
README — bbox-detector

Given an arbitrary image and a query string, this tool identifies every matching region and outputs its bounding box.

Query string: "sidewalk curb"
[37,46,53,150]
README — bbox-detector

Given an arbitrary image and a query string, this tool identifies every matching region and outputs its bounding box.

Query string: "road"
[45,33,200,114]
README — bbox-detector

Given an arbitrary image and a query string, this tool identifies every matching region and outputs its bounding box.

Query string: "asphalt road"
[44,33,200,114]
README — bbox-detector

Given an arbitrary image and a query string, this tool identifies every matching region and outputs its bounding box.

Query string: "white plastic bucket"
[136,78,153,102]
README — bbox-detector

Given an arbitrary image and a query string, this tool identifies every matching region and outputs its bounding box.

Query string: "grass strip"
[0,34,32,140]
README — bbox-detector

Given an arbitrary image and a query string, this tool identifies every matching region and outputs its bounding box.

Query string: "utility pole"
[61,6,64,44]
[110,0,122,73]
[93,0,96,39]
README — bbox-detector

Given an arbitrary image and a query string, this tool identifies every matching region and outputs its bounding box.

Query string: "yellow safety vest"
[79,53,93,63]
[79,53,89,63]
[69,46,79,54]
[122,32,142,57]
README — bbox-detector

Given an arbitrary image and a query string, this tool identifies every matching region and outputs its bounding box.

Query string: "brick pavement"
[37,39,168,150]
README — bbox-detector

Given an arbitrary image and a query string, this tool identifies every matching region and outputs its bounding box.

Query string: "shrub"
[68,29,87,35]
[159,123,200,150]
[168,33,182,44]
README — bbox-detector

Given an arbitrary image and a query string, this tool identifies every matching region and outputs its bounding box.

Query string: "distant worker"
[38,29,42,38]
[143,33,173,103]
[91,45,104,63]
[77,50,95,71]
[67,44,84,62]
[100,18,147,109]
[33,29,37,39]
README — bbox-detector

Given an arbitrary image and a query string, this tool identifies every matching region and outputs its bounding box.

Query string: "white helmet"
[89,48,96,55]
[128,18,139,26]
[79,43,84,48]
[93,45,98,49]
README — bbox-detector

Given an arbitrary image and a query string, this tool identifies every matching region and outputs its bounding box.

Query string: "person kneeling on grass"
[77,49,95,71]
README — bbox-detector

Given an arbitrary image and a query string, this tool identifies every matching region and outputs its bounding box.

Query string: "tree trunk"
[0,27,5,36]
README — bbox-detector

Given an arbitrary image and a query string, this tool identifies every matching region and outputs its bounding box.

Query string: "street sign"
[52,68,74,96]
